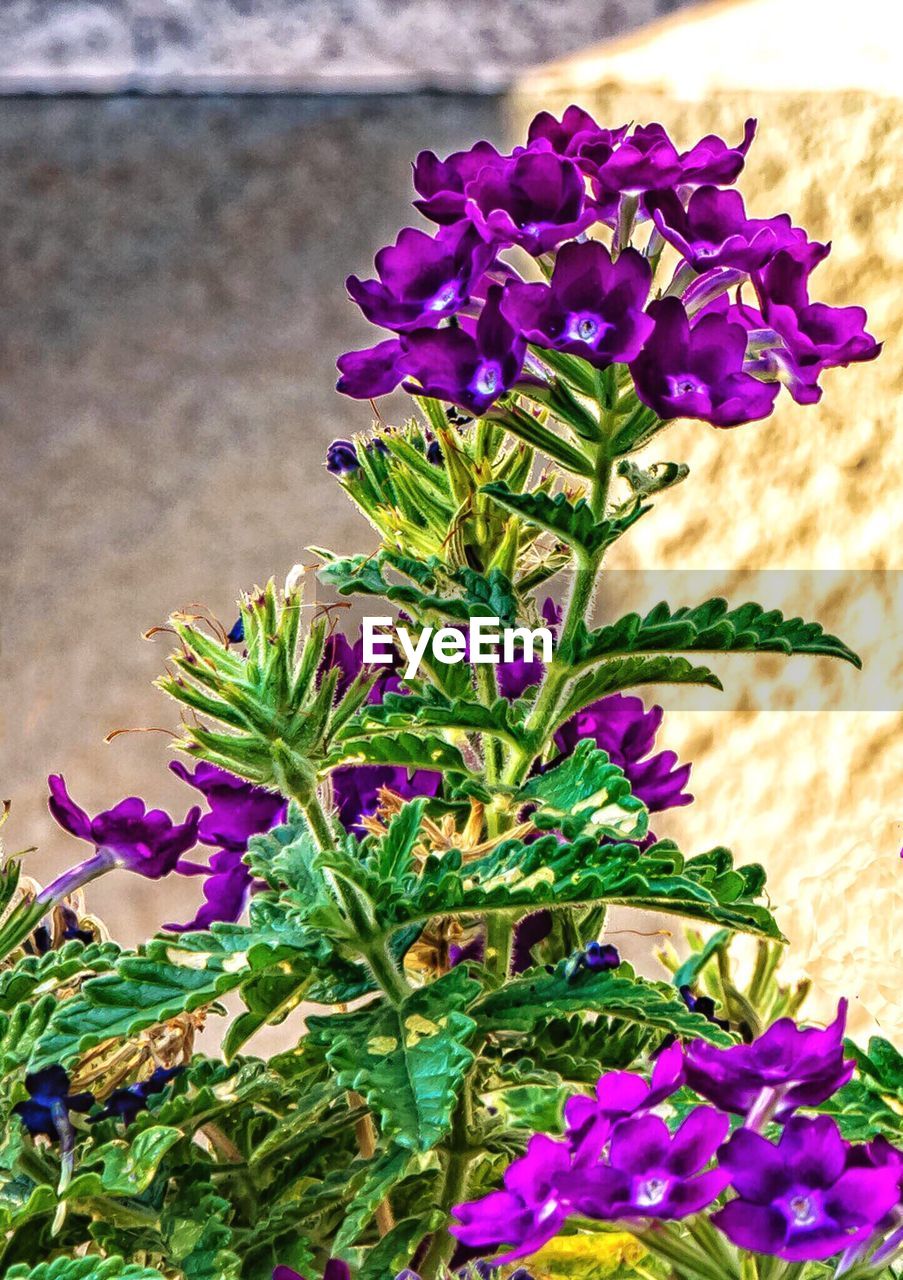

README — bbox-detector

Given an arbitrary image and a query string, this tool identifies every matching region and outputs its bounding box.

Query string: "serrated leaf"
[5,1260,168,1280]
[473,961,734,1045]
[519,740,649,841]
[552,654,723,730]
[318,552,518,625]
[358,689,523,745]
[307,968,480,1152]
[328,730,470,776]
[0,941,122,1011]
[481,482,649,559]
[85,1125,183,1195]
[562,599,861,669]
[332,1146,423,1253]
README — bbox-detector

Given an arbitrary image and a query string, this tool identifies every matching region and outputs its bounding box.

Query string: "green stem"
[418,1100,474,1279]
[475,661,504,802]
[485,911,514,980]
[301,789,338,852]
[362,938,411,1005]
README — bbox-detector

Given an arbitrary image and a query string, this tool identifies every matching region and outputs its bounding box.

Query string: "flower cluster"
[337,109,879,424]
[451,1003,903,1270]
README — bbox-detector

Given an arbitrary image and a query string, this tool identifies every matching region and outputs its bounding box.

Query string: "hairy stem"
[418,1099,474,1279]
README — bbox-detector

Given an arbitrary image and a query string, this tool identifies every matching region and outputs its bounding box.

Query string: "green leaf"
[5,1260,168,1280]
[0,941,122,1012]
[357,1213,440,1280]
[552,655,723,729]
[332,1146,425,1253]
[519,740,649,842]
[307,968,480,1152]
[318,551,519,625]
[357,688,523,745]
[473,961,734,1045]
[481,482,649,559]
[562,599,861,669]
[817,1036,903,1142]
[327,730,471,776]
[672,929,732,990]
[85,1125,183,1195]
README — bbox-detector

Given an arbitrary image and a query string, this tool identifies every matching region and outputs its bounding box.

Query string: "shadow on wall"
[513,0,903,1042]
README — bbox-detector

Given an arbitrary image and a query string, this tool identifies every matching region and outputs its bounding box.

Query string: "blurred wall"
[516,0,902,1041]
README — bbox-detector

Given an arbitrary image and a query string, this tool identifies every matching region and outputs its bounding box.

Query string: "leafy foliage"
[561,599,861,669]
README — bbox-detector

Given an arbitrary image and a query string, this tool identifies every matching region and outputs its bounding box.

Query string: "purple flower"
[565,1108,730,1222]
[714,1116,901,1262]
[629,296,779,427]
[685,1001,853,1123]
[14,1066,94,1140]
[501,242,654,369]
[588,123,683,197]
[464,151,597,255]
[564,1042,684,1161]
[165,762,286,933]
[413,141,506,225]
[680,986,731,1033]
[273,1265,350,1280]
[44,776,201,901]
[336,337,405,400]
[92,1066,183,1126]
[326,439,360,477]
[346,223,497,332]
[553,694,692,815]
[526,105,627,158]
[451,1134,574,1262]
[647,185,805,275]
[401,286,526,415]
[331,763,442,833]
[169,761,286,853]
[227,616,245,644]
[678,118,756,186]
[753,249,881,404]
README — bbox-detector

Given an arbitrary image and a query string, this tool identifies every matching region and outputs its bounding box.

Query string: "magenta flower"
[587,122,683,197]
[346,222,497,333]
[273,1264,350,1280]
[630,296,779,427]
[501,242,654,369]
[169,761,286,853]
[464,151,597,255]
[565,1108,730,1222]
[564,1043,684,1161]
[413,141,506,225]
[753,248,881,404]
[677,118,756,186]
[401,286,526,414]
[526,105,627,158]
[451,1134,574,1263]
[647,185,805,275]
[714,1116,901,1262]
[336,337,406,400]
[685,1001,853,1123]
[42,776,201,907]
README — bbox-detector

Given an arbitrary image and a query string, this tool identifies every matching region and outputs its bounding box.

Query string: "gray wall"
[1,93,505,938]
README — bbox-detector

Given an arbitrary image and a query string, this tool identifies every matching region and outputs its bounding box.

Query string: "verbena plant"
[0,107,898,1280]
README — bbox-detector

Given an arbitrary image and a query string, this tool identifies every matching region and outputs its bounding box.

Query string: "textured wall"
[515,0,903,1041]
[0,0,691,93]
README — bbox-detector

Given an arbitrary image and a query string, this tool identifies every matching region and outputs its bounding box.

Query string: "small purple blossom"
[630,296,779,427]
[678,118,757,186]
[647,185,805,275]
[336,337,406,400]
[526,105,627,158]
[451,1134,574,1262]
[753,248,881,404]
[14,1066,94,1141]
[227,616,245,644]
[564,1108,730,1222]
[401,286,526,415]
[326,439,360,477]
[43,776,201,904]
[413,141,506,225]
[92,1066,183,1126]
[685,1000,853,1123]
[714,1116,901,1262]
[465,151,596,255]
[272,1264,350,1280]
[346,223,496,332]
[587,122,683,197]
[501,241,654,368]
[564,1042,684,1161]
[169,761,286,853]
[680,986,731,1033]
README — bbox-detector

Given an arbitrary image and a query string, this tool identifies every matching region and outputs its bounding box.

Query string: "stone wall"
[0,0,691,93]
